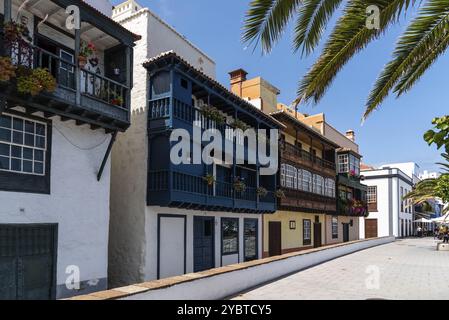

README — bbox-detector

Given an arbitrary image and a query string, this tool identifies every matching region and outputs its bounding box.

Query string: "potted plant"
[233,177,246,193]
[199,105,224,125]
[79,41,95,68]
[256,187,268,198]
[110,95,124,107]
[275,189,286,199]
[16,67,56,96]
[230,119,250,131]
[202,174,216,187]
[3,21,26,44]
[0,57,16,83]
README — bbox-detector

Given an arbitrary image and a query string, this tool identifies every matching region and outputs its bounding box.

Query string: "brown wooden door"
[365,219,378,238]
[268,222,282,257]
[313,223,322,248]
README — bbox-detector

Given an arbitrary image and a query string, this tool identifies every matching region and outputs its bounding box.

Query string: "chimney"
[346,130,355,142]
[229,69,248,97]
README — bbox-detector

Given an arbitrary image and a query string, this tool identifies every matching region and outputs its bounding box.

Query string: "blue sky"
[112,0,448,172]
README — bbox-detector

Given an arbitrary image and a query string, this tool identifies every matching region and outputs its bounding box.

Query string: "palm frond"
[243,0,302,53]
[364,0,449,119]
[293,0,343,56]
[298,0,415,105]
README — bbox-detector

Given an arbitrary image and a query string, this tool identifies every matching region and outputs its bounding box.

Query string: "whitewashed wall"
[143,207,263,282]
[0,112,112,299]
[84,0,113,17]
[119,237,395,300]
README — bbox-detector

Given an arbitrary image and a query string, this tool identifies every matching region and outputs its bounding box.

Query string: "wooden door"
[268,222,282,257]
[365,219,378,238]
[343,224,350,242]
[193,216,215,272]
[313,223,322,248]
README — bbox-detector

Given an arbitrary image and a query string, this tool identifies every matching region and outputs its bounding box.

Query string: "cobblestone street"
[233,238,449,300]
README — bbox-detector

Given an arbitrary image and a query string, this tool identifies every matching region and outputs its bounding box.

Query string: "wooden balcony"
[281,142,336,178]
[279,188,337,214]
[147,170,276,213]
[0,42,130,132]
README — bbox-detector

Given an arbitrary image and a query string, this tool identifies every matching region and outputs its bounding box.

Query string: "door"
[313,223,322,248]
[158,215,186,279]
[193,217,215,272]
[244,219,258,262]
[0,224,57,300]
[343,223,350,242]
[365,219,378,239]
[268,221,282,257]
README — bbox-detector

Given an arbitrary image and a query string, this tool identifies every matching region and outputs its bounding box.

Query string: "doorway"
[193,216,215,272]
[365,219,378,238]
[268,221,282,257]
[343,223,350,242]
[0,224,57,300]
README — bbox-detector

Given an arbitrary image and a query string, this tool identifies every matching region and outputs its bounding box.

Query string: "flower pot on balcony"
[78,56,87,68]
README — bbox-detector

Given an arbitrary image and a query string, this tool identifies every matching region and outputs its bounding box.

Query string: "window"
[332,216,338,239]
[338,153,360,174]
[297,169,303,191]
[222,218,239,255]
[325,178,336,198]
[313,174,324,195]
[180,78,188,89]
[303,219,311,246]
[302,170,312,192]
[244,219,258,262]
[400,187,404,212]
[367,186,377,203]
[0,114,46,175]
[338,154,349,173]
[280,164,286,187]
[152,71,170,95]
[285,164,297,189]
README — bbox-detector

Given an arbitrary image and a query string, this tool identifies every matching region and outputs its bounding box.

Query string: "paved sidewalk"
[233,238,449,300]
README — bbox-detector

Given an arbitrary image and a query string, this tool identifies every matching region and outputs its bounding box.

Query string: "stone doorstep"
[65,236,392,300]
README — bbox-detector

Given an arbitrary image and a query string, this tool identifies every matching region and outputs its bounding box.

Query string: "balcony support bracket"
[97,130,118,181]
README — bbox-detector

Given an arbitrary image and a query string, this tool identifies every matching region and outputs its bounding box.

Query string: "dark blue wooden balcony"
[144,52,282,214]
[148,170,276,213]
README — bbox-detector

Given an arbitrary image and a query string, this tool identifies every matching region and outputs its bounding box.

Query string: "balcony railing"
[3,42,129,111]
[282,142,336,173]
[280,187,337,213]
[148,170,276,212]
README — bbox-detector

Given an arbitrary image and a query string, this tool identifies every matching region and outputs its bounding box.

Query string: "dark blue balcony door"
[193,217,215,272]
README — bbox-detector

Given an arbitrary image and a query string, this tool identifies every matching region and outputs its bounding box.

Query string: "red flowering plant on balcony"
[78,42,96,68]
[349,199,368,217]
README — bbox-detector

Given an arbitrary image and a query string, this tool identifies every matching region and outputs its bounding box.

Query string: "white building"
[109,1,280,288]
[360,166,415,239]
[419,170,440,180]
[0,0,138,299]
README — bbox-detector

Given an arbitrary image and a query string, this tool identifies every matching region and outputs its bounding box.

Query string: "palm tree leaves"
[298,0,416,106]
[293,0,344,55]
[365,0,449,119]
[243,0,303,53]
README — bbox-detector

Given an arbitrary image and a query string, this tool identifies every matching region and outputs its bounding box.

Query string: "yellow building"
[229,70,339,256]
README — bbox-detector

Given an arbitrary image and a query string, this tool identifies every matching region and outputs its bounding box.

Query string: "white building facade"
[360,167,415,239]
[0,0,137,299]
[109,2,278,288]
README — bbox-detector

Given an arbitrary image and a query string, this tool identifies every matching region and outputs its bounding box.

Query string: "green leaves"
[365,0,449,119]
[424,116,449,153]
[243,0,303,54]
[293,0,344,55]
[298,0,416,107]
